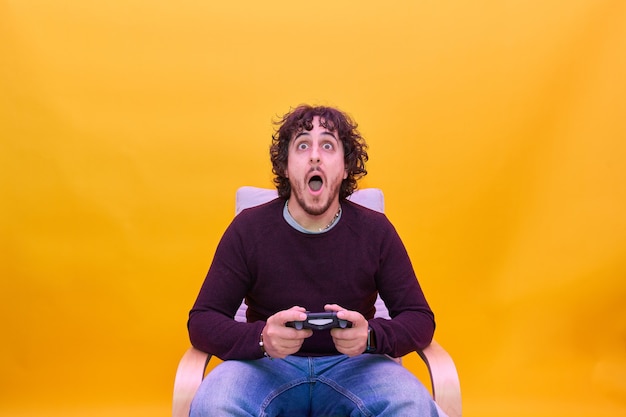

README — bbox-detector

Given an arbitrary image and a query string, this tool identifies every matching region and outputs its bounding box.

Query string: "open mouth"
[308,175,323,192]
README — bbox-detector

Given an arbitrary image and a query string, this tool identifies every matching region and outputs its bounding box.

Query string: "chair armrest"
[417,339,462,417]
[172,342,462,417]
[172,347,211,417]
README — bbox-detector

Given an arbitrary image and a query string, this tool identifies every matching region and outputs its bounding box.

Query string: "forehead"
[292,116,337,139]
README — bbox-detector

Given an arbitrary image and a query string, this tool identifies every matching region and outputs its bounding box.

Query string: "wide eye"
[322,142,334,151]
[297,142,309,151]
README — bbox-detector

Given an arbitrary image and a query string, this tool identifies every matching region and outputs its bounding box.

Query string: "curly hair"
[270,105,368,200]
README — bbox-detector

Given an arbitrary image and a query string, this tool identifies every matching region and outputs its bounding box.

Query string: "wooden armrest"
[418,339,462,417]
[172,347,211,417]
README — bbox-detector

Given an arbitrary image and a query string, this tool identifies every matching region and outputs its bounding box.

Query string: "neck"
[286,199,342,232]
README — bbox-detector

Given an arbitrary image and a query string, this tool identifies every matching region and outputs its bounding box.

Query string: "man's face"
[286,116,347,216]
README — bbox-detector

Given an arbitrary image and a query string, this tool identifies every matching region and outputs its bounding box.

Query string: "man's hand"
[261,306,313,359]
[324,304,369,356]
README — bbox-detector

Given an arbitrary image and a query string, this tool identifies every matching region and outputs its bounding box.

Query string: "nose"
[310,146,321,165]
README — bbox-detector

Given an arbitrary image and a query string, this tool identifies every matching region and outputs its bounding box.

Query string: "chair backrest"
[235,186,385,215]
[233,186,391,323]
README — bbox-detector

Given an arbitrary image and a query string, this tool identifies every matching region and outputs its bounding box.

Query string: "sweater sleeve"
[187,217,267,360]
[368,220,435,357]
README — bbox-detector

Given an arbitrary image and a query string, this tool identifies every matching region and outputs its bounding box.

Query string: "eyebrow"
[294,130,338,140]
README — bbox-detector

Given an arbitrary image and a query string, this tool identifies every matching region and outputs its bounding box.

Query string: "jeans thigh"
[311,354,440,417]
[190,357,311,417]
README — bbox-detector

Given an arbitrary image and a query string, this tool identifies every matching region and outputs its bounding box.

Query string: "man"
[188,105,441,416]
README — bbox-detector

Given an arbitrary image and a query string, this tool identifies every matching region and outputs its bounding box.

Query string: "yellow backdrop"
[1,1,625,416]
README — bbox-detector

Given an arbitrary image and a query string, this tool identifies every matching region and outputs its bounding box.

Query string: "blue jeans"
[190,354,442,417]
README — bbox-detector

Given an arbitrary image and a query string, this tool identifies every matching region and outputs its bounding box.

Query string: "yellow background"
[1,1,625,416]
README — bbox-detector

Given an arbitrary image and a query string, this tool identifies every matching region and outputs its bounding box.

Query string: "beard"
[290,179,341,216]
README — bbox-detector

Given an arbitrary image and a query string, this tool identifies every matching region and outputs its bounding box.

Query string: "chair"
[173,187,462,417]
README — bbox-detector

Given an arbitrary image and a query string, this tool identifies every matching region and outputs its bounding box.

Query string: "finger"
[268,308,308,327]
[288,328,313,339]
[331,327,362,342]
[323,304,364,326]
[332,338,364,357]
[337,310,367,328]
[283,306,308,323]
[324,303,343,312]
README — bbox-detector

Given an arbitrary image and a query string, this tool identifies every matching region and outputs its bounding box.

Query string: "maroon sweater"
[188,198,435,360]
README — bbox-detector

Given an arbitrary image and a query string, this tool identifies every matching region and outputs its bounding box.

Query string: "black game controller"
[286,312,353,330]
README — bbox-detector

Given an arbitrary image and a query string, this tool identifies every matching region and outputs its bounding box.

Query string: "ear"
[281,163,289,179]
